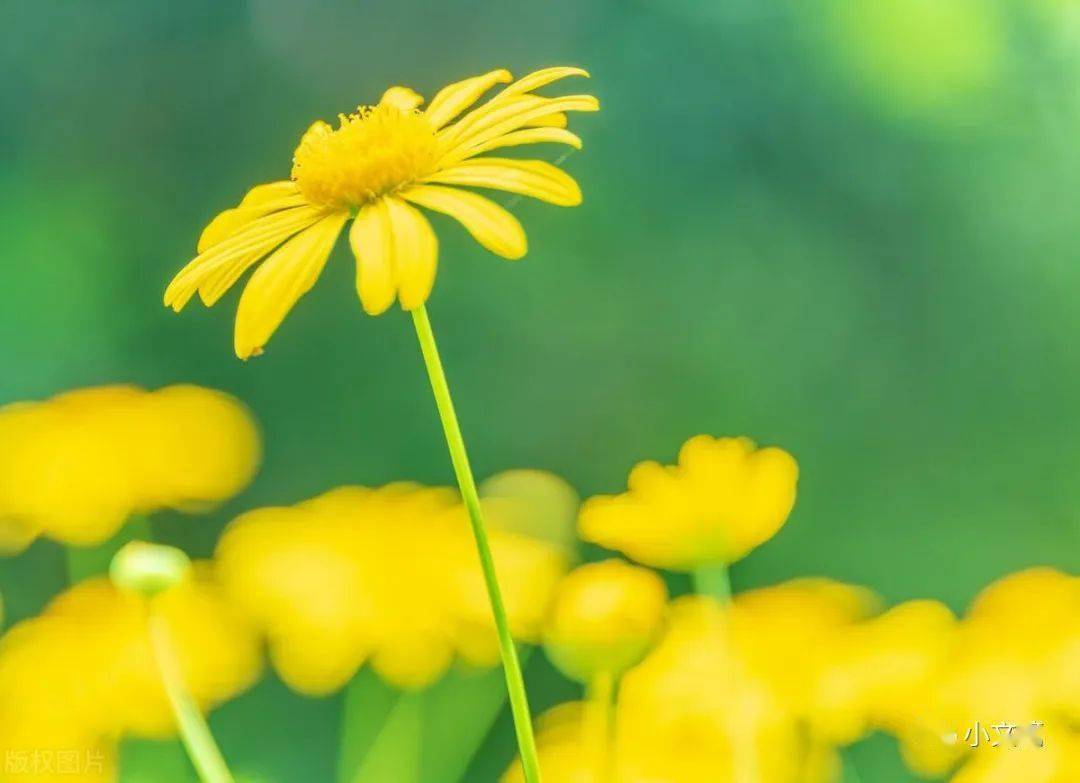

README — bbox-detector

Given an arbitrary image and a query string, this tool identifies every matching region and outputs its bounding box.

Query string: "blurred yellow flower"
[813,598,957,745]
[0,568,261,783]
[614,587,867,783]
[508,581,872,783]
[895,567,1080,782]
[0,385,260,552]
[543,559,667,684]
[579,435,798,570]
[164,67,598,359]
[215,474,573,693]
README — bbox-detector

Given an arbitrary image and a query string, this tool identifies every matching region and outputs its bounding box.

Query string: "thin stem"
[584,671,615,783]
[148,614,235,783]
[693,560,732,604]
[411,304,542,783]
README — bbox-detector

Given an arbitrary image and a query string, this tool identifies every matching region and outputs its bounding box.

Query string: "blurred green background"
[1,0,1079,780]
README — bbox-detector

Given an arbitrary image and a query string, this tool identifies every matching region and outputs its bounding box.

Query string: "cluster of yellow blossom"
[0,385,260,552]
[895,567,1080,783]
[0,569,261,783]
[579,435,799,570]
[506,567,1080,783]
[214,471,575,693]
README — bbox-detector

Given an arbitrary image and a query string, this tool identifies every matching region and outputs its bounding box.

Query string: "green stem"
[148,614,235,783]
[693,560,732,604]
[411,304,542,783]
[67,516,153,583]
[584,671,615,783]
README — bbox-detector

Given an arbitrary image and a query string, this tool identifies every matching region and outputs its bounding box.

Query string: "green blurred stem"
[584,671,615,783]
[148,613,235,783]
[411,304,542,783]
[350,691,423,783]
[66,516,153,582]
[693,560,732,604]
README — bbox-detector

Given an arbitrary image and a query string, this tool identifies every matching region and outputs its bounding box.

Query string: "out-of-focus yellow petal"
[401,184,527,259]
[425,158,582,206]
[0,570,260,757]
[480,469,580,552]
[215,480,570,693]
[349,199,397,315]
[424,69,513,129]
[137,385,261,510]
[383,196,438,310]
[233,210,347,359]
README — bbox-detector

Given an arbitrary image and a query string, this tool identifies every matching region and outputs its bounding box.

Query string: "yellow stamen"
[291,104,439,209]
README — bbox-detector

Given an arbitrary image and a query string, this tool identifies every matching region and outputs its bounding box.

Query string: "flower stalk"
[411,303,542,783]
[694,561,732,604]
[149,613,236,783]
[584,670,615,783]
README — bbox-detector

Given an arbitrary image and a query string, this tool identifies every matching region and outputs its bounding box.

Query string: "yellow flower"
[0,568,261,782]
[543,559,668,683]
[894,567,1080,781]
[614,589,860,783]
[164,67,598,359]
[0,385,260,551]
[813,599,957,745]
[579,435,799,570]
[215,474,572,694]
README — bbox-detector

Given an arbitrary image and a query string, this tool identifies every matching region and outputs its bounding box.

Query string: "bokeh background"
[2,0,1079,780]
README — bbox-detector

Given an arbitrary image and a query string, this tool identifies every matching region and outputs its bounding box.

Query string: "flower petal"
[424,69,513,130]
[524,112,568,128]
[165,206,324,312]
[498,66,590,99]
[424,159,582,207]
[380,86,425,112]
[233,211,347,359]
[439,95,598,164]
[197,181,304,253]
[458,126,582,159]
[401,184,526,260]
[349,201,397,316]
[383,197,438,310]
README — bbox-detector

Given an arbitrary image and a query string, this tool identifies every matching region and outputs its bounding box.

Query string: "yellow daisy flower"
[0,385,260,552]
[164,66,598,359]
[215,476,572,694]
[578,435,799,571]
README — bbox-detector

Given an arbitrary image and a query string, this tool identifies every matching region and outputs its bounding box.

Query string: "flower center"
[291,104,440,209]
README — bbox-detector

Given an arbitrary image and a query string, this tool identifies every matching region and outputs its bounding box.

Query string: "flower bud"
[543,559,667,683]
[110,541,192,597]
